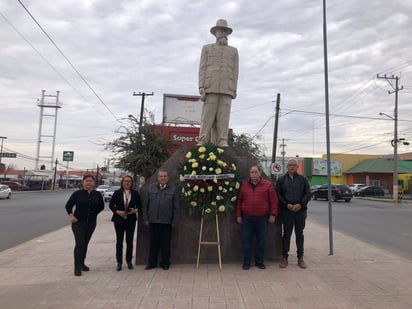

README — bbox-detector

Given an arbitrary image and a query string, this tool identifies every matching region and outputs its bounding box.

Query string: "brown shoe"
[279,258,288,268]
[298,258,307,269]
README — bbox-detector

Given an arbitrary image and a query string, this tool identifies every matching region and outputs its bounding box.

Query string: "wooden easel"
[196,212,222,269]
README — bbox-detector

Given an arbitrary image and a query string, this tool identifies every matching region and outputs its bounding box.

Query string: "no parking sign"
[270,162,283,174]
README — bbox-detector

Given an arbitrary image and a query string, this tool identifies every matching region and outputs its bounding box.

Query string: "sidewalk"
[0,210,411,309]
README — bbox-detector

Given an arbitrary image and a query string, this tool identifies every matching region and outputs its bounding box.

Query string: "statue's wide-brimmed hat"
[210,19,233,35]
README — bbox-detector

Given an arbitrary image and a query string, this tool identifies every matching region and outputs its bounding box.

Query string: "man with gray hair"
[142,170,180,270]
[276,159,311,269]
[198,19,239,147]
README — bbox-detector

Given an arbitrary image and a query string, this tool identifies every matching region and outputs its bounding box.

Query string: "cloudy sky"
[1,0,412,171]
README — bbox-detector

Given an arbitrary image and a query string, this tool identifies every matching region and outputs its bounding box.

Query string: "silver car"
[96,185,110,195]
[104,186,120,202]
[0,185,12,199]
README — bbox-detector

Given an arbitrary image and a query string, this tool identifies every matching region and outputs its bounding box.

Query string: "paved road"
[308,197,412,259]
[0,190,75,251]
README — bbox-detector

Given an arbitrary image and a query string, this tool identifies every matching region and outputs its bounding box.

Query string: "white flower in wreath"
[231,196,237,202]
[218,205,225,212]
[205,208,212,214]
[193,185,199,192]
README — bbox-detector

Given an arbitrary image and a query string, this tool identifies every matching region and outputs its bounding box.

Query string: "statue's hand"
[199,88,206,101]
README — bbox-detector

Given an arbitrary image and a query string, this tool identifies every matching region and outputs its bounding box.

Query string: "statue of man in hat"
[198,19,239,147]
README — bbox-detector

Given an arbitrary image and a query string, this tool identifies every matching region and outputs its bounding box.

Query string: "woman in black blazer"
[109,175,141,271]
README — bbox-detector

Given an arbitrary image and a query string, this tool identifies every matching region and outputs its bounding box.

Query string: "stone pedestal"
[135,146,282,265]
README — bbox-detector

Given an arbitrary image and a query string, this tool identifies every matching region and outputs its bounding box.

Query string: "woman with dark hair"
[65,174,105,276]
[109,175,141,271]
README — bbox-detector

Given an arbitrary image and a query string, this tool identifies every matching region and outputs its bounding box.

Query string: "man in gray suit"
[198,19,239,147]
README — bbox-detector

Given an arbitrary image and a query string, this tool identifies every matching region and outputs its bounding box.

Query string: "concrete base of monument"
[135,145,282,265]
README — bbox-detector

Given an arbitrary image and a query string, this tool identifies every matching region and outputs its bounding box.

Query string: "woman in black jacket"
[109,175,141,271]
[65,174,105,276]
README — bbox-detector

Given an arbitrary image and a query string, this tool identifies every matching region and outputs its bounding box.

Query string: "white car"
[0,185,12,199]
[104,186,120,202]
[96,185,110,195]
[348,183,366,194]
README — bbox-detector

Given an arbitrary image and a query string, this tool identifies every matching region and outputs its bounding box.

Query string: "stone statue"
[198,19,239,147]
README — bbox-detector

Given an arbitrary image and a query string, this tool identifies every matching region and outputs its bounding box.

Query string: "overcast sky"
[1,0,412,171]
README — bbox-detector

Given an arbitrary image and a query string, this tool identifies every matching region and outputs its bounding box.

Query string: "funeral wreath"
[179,143,241,221]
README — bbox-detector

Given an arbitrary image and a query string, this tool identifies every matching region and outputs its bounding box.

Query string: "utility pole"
[279,138,289,173]
[53,158,58,190]
[271,93,280,163]
[35,90,62,170]
[132,91,154,133]
[376,74,403,202]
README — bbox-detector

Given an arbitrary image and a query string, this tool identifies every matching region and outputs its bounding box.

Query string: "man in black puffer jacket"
[276,159,311,269]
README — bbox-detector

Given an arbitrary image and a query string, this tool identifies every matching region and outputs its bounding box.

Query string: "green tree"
[229,132,266,163]
[106,117,175,179]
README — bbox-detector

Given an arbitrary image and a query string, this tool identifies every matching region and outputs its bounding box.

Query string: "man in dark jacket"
[236,166,278,270]
[142,170,179,270]
[276,159,311,269]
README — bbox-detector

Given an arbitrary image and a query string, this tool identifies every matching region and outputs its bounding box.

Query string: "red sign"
[155,125,233,153]
[155,126,200,152]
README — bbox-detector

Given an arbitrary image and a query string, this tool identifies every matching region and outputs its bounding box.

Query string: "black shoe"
[81,264,90,271]
[145,265,157,270]
[127,262,133,270]
[161,265,169,270]
[242,263,250,270]
[74,268,81,276]
[116,263,122,271]
[256,263,266,269]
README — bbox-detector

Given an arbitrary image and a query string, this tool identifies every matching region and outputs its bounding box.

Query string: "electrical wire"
[17,0,119,121]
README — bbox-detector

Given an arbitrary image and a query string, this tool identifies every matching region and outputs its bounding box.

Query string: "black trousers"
[71,221,96,269]
[281,210,307,259]
[148,223,172,268]
[114,220,136,264]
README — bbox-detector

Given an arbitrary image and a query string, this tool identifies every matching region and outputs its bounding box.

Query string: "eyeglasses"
[287,164,297,167]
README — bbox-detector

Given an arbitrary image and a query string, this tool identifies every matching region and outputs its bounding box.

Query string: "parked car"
[0,181,28,191]
[312,184,353,202]
[348,183,367,194]
[104,186,120,202]
[355,186,385,197]
[0,185,12,199]
[96,185,110,195]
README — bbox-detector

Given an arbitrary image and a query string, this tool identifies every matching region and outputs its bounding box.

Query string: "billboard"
[162,94,202,125]
[313,159,342,176]
[155,125,200,149]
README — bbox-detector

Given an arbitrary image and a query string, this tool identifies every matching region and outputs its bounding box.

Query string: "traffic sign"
[270,162,283,174]
[63,151,74,162]
[0,152,17,158]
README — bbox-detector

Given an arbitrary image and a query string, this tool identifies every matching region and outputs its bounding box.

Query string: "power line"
[17,0,119,121]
